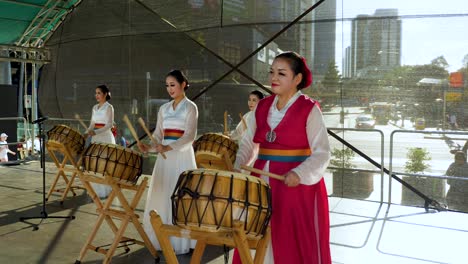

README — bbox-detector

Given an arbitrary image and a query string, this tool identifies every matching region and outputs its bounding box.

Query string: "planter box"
[400,176,446,207]
[332,170,374,199]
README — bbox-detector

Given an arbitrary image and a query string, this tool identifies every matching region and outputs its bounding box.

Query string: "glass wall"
[28,0,468,211]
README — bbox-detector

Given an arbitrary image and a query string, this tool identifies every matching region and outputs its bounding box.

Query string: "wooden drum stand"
[75,172,159,264]
[150,211,271,264]
[75,143,159,263]
[45,141,85,204]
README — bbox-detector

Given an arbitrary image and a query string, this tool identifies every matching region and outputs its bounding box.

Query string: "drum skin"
[47,124,85,156]
[193,133,238,170]
[81,143,143,184]
[172,169,272,238]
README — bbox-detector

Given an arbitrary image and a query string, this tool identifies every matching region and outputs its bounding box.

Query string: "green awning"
[0,0,81,46]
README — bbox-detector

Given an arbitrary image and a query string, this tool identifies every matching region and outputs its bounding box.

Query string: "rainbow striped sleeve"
[163,129,185,140]
[258,148,311,162]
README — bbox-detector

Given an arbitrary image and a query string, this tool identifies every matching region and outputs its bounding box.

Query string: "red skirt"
[233,178,331,264]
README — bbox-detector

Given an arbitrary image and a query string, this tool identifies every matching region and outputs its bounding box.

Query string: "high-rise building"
[350,9,401,78]
[311,0,336,80]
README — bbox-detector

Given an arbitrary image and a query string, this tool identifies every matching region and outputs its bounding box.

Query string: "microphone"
[32,116,49,124]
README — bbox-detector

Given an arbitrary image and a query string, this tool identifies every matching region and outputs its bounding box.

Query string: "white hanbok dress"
[87,101,115,198]
[230,111,253,141]
[143,97,198,254]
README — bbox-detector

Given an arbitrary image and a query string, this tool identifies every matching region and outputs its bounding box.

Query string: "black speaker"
[0,84,18,159]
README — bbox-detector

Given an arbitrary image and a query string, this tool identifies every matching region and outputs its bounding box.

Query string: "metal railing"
[327,127,385,203]
[389,129,468,205]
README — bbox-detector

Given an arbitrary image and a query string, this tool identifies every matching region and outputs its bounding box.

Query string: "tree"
[322,60,341,90]
[330,147,355,169]
[430,55,449,69]
[462,53,468,69]
[404,147,431,174]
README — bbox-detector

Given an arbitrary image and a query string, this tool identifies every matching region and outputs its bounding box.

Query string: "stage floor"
[0,161,466,264]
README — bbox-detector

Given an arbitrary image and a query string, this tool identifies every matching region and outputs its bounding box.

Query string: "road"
[322,106,464,175]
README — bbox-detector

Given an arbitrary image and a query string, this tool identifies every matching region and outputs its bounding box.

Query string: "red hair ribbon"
[301,57,313,88]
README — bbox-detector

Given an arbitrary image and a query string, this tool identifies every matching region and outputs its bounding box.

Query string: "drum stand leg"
[189,242,206,264]
[232,221,254,264]
[46,144,84,204]
[76,176,159,264]
[150,211,179,264]
[253,226,270,264]
[149,211,270,264]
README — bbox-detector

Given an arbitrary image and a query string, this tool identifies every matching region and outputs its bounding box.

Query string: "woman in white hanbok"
[229,90,265,141]
[86,84,115,199]
[138,70,198,255]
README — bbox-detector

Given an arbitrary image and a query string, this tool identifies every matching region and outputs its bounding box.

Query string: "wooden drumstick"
[137,117,167,159]
[74,113,88,130]
[122,114,140,144]
[239,112,247,130]
[241,165,285,181]
[224,110,228,135]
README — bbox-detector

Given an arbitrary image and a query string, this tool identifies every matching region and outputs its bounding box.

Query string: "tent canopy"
[0,0,81,47]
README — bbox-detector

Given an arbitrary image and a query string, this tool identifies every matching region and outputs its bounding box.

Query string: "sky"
[334,0,468,73]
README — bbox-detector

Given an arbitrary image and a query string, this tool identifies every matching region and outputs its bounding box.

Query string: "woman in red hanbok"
[233,51,331,264]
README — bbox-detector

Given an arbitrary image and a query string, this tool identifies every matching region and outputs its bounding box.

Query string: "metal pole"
[146,72,150,124]
[442,88,447,130]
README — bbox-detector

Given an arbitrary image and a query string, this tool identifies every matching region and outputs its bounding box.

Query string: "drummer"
[228,90,265,141]
[86,84,114,199]
[233,51,331,263]
[137,69,198,255]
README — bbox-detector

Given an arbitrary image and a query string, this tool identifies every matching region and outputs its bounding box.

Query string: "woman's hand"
[137,142,150,153]
[284,171,300,187]
[155,144,172,153]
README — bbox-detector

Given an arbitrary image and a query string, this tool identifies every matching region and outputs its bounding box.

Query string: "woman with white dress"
[138,70,198,255]
[229,90,265,141]
[86,84,115,199]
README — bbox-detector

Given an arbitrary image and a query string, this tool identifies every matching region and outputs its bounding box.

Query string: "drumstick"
[241,165,285,181]
[239,112,247,130]
[74,114,88,130]
[122,114,140,144]
[224,110,228,135]
[137,117,167,159]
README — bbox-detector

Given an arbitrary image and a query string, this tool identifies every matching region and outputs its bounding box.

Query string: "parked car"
[355,115,376,129]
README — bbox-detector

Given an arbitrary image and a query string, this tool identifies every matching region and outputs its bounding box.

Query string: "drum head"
[194,133,238,170]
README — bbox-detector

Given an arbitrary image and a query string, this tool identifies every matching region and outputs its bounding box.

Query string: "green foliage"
[322,60,341,90]
[404,147,432,173]
[330,147,356,169]
[383,63,448,89]
[430,56,449,69]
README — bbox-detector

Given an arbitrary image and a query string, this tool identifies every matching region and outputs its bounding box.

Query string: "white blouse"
[152,97,198,151]
[234,91,331,185]
[87,101,114,135]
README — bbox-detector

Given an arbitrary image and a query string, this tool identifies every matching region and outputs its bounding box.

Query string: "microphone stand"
[19,117,75,230]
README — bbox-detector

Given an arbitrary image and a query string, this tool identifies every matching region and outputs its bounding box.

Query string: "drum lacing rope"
[208,172,222,229]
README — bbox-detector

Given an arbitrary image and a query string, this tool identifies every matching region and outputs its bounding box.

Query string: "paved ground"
[2,159,468,264]
[0,160,226,264]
